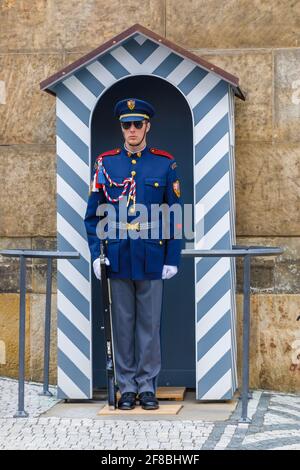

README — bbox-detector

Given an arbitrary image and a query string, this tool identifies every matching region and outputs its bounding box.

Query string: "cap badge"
[127,99,135,110]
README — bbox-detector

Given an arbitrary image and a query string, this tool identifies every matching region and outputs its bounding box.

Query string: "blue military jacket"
[84,145,183,280]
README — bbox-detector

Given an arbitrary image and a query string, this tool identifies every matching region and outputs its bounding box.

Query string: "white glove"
[93,257,110,280]
[162,265,178,280]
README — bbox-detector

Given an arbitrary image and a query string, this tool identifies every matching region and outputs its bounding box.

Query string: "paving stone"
[0,377,300,449]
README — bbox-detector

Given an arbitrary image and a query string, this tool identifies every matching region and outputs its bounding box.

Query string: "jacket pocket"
[144,238,165,273]
[144,177,166,204]
[104,238,121,272]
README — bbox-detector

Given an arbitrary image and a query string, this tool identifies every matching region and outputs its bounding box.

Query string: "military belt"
[110,221,158,231]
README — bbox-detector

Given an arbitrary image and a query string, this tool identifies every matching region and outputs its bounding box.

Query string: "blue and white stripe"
[51,31,237,399]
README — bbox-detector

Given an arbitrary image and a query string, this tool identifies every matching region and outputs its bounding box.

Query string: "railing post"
[39,257,53,397]
[239,253,252,423]
[0,249,80,417]
[14,255,29,418]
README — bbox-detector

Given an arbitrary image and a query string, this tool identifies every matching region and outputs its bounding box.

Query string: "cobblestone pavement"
[0,377,58,418]
[0,377,299,450]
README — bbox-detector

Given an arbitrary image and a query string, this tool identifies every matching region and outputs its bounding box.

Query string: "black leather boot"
[139,391,159,410]
[118,392,137,410]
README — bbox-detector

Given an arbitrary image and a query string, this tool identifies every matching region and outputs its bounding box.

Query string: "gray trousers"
[109,278,164,395]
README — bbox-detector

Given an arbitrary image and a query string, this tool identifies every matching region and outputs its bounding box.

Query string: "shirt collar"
[123,143,148,158]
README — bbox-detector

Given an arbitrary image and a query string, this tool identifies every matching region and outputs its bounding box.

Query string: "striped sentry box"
[41,26,242,400]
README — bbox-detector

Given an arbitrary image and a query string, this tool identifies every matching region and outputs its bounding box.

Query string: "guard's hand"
[92,257,110,280]
[162,265,178,280]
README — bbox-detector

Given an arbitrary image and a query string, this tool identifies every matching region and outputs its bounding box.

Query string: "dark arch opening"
[90,74,195,392]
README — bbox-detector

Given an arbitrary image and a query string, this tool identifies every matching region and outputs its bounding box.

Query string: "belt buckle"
[126,222,140,231]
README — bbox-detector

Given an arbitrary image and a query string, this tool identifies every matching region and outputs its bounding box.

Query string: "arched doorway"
[90,74,195,391]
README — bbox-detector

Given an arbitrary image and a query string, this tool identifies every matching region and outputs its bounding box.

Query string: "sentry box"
[40,24,245,401]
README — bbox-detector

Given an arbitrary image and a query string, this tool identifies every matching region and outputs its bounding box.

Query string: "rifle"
[99,242,117,409]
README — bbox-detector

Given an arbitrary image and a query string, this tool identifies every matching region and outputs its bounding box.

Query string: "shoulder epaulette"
[150,148,174,160]
[96,148,121,160]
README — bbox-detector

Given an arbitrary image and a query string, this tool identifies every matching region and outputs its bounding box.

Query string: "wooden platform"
[104,387,186,415]
[116,387,186,402]
[98,404,183,416]
[156,387,186,401]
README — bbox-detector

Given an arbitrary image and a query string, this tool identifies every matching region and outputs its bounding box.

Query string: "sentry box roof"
[40,23,245,101]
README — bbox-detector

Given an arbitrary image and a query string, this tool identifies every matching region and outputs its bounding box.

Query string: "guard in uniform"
[84,98,182,410]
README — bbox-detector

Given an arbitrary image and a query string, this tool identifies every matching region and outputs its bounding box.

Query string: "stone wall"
[0,0,299,391]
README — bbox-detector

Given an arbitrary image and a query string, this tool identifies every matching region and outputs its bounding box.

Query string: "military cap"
[114,98,155,122]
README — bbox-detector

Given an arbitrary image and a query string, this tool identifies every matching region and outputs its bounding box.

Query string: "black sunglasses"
[121,121,145,130]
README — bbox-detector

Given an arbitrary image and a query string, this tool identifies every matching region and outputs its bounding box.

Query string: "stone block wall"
[0,0,299,391]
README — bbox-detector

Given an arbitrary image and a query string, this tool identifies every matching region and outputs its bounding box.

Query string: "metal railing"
[181,244,284,423]
[1,245,283,422]
[0,250,80,417]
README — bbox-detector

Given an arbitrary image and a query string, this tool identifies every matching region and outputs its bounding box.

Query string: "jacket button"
[154,182,159,187]
[131,159,136,164]
[131,171,136,176]
[105,240,108,244]
[159,240,163,245]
